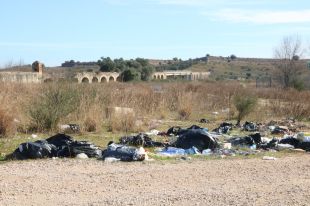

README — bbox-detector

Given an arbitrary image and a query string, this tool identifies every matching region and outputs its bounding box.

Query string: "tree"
[121,68,141,82]
[274,36,304,88]
[230,54,237,60]
[233,94,257,126]
[98,57,115,72]
[141,66,155,81]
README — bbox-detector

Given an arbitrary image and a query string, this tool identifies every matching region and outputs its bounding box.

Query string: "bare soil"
[1,155,310,206]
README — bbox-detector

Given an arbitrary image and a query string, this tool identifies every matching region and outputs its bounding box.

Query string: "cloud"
[207,9,310,24]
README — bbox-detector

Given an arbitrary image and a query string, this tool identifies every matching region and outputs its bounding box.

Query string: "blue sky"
[0,0,310,66]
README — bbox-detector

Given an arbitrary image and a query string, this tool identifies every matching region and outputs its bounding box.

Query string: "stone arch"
[92,77,99,83]
[153,75,157,80]
[81,77,90,83]
[100,76,107,83]
[161,75,164,80]
[116,76,122,82]
[109,76,115,82]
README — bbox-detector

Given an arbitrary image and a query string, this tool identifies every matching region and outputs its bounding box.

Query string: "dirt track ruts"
[1,155,310,206]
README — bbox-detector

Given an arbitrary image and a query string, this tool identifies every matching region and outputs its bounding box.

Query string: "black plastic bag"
[12,140,57,160]
[102,143,145,161]
[172,129,218,151]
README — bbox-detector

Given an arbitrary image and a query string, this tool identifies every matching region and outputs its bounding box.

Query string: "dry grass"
[0,81,309,137]
[0,108,14,138]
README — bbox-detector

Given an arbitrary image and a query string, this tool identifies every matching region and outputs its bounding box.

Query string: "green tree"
[233,94,257,126]
[141,66,155,81]
[98,57,115,72]
[121,68,141,82]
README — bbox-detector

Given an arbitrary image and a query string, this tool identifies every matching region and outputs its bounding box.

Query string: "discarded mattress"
[102,143,146,161]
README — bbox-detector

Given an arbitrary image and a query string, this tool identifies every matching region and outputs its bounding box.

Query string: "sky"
[0,0,310,66]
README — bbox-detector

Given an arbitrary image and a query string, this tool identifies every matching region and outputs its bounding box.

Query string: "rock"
[76,153,88,159]
[263,156,277,161]
[291,149,306,153]
[104,157,121,163]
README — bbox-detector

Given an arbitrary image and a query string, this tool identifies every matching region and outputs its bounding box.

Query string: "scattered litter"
[271,126,289,135]
[223,143,232,149]
[243,121,258,132]
[76,153,88,159]
[102,143,146,161]
[119,133,165,147]
[212,122,233,134]
[167,126,182,136]
[145,129,160,136]
[180,156,192,161]
[199,118,209,123]
[104,157,121,163]
[59,124,80,133]
[276,144,294,151]
[202,149,213,156]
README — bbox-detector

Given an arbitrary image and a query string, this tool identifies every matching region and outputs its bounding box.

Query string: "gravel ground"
[1,154,310,206]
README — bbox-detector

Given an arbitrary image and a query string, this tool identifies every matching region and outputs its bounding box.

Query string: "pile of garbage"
[12,134,102,160]
[9,119,310,162]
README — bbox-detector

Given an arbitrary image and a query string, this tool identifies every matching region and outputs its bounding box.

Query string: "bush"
[28,84,80,132]
[233,94,257,125]
[83,117,97,132]
[178,105,192,120]
[108,114,136,133]
[0,108,14,138]
[121,68,141,82]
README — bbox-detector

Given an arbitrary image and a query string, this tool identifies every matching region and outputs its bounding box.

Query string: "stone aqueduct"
[0,61,210,84]
[74,71,210,83]
[75,72,120,83]
[152,71,210,81]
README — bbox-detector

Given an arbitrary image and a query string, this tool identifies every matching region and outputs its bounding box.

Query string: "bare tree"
[274,36,304,88]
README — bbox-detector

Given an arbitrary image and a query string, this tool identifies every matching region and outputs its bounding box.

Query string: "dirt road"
[1,155,310,206]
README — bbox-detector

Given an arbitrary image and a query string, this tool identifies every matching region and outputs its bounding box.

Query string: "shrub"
[28,84,80,132]
[178,105,192,120]
[83,117,97,132]
[108,114,136,133]
[0,108,14,138]
[121,68,141,82]
[233,94,257,125]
